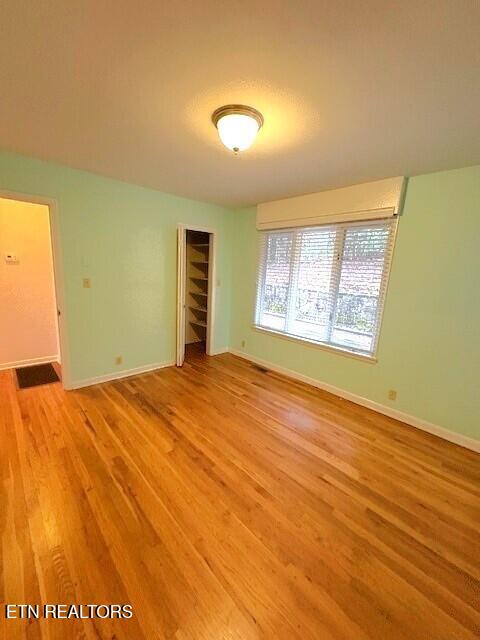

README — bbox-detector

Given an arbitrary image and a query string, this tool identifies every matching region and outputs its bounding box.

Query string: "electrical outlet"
[115,356,123,365]
[241,340,246,348]
[388,389,397,401]
[83,277,91,288]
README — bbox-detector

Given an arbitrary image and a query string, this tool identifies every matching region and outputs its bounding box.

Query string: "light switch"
[5,254,18,264]
[83,277,91,288]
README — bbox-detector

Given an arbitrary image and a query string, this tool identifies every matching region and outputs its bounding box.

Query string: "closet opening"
[176,225,216,366]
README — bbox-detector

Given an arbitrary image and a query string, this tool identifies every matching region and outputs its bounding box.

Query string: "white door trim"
[176,226,186,366]
[0,189,71,387]
[176,224,217,364]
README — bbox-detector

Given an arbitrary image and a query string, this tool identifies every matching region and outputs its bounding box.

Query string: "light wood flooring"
[1,348,479,639]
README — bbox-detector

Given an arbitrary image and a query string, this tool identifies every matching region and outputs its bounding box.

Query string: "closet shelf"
[191,243,209,247]
[190,320,207,328]
[191,260,209,265]
[189,305,207,313]
[191,291,208,297]
[189,276,208,281]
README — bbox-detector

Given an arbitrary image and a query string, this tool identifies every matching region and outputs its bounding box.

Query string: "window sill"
[251,325,377,363]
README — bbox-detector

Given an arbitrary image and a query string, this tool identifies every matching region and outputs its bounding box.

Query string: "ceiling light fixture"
[212,104,263,153]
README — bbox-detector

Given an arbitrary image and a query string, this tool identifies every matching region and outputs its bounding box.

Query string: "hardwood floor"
[1,350,479,640]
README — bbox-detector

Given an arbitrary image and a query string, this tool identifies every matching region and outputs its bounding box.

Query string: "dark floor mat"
[16,363,60,389]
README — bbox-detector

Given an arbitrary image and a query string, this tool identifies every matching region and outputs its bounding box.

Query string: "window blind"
[254,219,396,357]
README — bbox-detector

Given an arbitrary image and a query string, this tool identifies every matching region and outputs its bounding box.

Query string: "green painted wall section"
[230,166,480,441]
[0,150,233,384]
[1,149,478,441]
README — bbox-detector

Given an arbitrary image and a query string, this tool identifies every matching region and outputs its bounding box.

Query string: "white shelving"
[186,231,210,345]
[189,319,207,328]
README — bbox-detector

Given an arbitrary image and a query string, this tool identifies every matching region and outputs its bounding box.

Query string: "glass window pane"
[258,232,293,332]
[331,225,390,353]
[289,228,337,342]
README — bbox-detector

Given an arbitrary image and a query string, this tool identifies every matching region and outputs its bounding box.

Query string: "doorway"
[176,225,216,366]
[0,193,65,386]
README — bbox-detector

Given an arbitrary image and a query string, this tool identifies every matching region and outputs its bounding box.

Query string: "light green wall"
[2,150,478,441]
[0,150,233,384]
[230,166,480,441]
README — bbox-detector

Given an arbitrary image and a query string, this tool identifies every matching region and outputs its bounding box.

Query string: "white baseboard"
[209,348,229,356]
[0,355,58,372]
[67,360,175,390]
[228,349,480,454]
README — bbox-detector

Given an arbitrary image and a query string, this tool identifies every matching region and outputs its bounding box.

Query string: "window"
[254,219,396,358]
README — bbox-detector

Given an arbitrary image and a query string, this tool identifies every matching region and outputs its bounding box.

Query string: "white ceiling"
[1,1,479,207]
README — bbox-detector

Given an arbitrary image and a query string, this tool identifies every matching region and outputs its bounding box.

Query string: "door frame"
[0,189,70,387]
[176,224,217,366]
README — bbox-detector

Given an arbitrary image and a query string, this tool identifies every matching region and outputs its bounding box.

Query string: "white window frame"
[253,219,398,362]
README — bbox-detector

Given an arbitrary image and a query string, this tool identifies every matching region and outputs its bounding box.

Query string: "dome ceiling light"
[212,104,264,153]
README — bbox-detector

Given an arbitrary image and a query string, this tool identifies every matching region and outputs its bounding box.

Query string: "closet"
[185,230,210,354]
